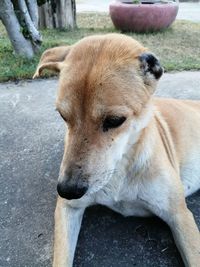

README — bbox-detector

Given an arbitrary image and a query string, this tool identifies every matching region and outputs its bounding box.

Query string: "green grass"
[0,13,200,82]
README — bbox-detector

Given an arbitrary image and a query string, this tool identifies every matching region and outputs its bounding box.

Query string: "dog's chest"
[109,200,152,217]
[96,188,152,217]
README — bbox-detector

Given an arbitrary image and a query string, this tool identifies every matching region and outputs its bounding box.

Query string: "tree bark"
[18,0,42,47]
[38,0,76,30]
[0,0,34,58]
[26,0,39,28]
[38,1,55,29]
[0,0,42,58]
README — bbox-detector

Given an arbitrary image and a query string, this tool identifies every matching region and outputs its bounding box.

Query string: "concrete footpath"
[76,0,200,22]
[0,71,200,267]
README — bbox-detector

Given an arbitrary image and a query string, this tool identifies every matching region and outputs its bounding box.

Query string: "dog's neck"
[98,105,156,203]
[120,103,156,176]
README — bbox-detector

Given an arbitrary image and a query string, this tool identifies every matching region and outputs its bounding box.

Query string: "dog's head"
[34,34,163,200]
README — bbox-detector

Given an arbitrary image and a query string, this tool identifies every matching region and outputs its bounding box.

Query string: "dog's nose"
[57,182,88,200]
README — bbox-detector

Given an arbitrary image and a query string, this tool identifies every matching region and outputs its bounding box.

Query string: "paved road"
[76,0,200,22]
[177,2,200,21]
[0,71,200,267]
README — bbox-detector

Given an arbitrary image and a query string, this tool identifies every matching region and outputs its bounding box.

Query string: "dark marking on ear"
[139,53,163,80]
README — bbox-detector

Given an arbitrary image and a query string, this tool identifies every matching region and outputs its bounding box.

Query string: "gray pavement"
[76,0,200,22]
[0,71,200,267]
[177,2,200,22]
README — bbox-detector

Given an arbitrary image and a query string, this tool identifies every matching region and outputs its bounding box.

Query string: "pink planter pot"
[109,1,179,32]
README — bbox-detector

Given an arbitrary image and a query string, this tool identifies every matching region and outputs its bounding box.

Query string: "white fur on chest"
[181,149,200,197]
[108,199,152,217]
[95,179,152,217]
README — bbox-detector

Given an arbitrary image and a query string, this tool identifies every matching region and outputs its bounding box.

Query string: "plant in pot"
[109,0,179,32]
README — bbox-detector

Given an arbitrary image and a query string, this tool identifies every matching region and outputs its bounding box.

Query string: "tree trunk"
[0,0,42,58]
[38,0,76,30]
[38,1,55,29]
[26,0,39,28]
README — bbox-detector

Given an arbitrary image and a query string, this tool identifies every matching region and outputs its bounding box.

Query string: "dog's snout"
[57,181,88,200]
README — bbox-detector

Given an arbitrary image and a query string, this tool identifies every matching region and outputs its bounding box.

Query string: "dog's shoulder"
[153,97,200,115]
[152,97,200,134]
[152,97,200,169]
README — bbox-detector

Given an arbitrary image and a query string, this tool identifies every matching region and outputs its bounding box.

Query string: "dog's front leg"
[165,206,200,267]
[53,196,85,267]
[149,181,200,267]
[144,173,200,267]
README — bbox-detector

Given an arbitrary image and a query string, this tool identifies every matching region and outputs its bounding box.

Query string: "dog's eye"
[103,116,126,132]
[57,111,68,122]
[60,113,67,122]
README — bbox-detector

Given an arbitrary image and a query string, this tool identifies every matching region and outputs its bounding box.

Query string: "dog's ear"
[33,46,71,79]
[139,52,163,86]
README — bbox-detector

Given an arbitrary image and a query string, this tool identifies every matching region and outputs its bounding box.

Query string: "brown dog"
[34,34,200,267]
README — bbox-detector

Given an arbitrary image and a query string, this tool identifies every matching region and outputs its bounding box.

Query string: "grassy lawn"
[0,13,200,82]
